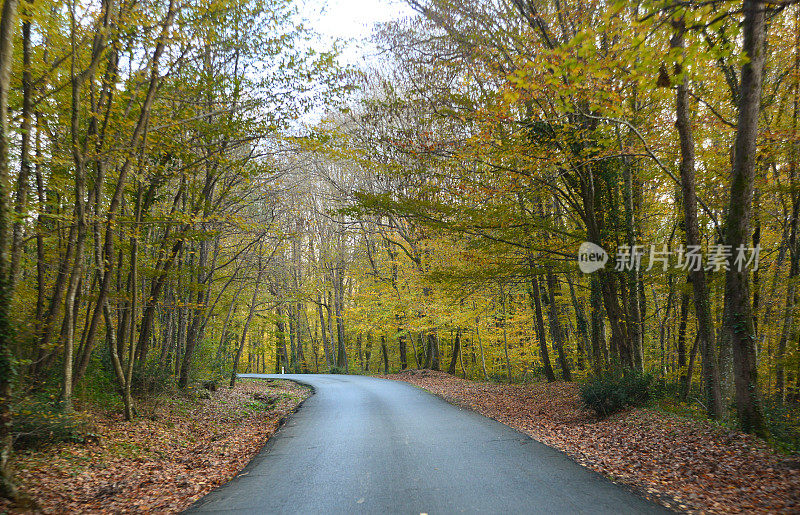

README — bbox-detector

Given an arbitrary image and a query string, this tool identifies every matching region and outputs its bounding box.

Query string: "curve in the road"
[188,374,672,514]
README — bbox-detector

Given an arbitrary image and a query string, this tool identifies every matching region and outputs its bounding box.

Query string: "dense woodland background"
[0,0,799,499]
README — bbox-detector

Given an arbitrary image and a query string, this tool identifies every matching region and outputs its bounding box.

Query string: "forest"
[0,0,799,506]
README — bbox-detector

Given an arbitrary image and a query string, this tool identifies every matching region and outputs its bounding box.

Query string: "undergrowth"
[580,370,653,417]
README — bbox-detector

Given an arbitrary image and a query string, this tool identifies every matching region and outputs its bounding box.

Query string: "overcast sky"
[289,0,416,126]
[301,0,416,67]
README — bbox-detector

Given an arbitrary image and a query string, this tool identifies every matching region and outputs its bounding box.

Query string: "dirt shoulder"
[384,369,800,514]
[0,378,310,514]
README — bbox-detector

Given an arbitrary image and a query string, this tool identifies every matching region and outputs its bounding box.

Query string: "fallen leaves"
[385,369,800,514]
[0,379,310,514]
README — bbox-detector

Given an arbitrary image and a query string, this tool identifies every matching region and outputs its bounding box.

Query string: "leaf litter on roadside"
[0,379,310,514]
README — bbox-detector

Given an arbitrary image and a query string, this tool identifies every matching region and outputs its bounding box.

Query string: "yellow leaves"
[502,88,521,106]
[607,0,627,18]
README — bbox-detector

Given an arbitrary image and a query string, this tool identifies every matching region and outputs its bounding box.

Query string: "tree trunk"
[398,332,408,370]
[458,331,467,378]
[621,154,644,372]
[333,270,347,370]
[356,333,363,370]
[216,285,243,360]
[682,332,701,401]
[432,332,440,370]
[475,316,489,380]
[0,0,20,498]
[9,13,31,286]
[566,273,588,370]
[365,332,373,372]
[447,329,461,375]
[676,288,690,391]
[317,296,332,366]
[545,273,572,381]
[499,284,513,383]
[103,300,133,421]
[380,335,389,374]
[530,275,556,381]
[673,16,724,420]
[230,279,261,388]
[295,302,308,372]
[721,0,768,436]
[777,25,800,401]
[589,275,606,376]
[275,304,288,372]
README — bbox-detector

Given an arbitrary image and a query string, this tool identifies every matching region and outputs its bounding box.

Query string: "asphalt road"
[188,374,671,514]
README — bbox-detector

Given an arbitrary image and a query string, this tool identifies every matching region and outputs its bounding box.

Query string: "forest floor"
[384,369,800,514]
[0,378,310,514]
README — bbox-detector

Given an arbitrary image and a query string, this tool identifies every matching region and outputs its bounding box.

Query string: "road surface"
[188,374,671,514]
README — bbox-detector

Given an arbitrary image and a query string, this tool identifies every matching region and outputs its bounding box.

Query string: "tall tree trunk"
[275,304,288,373]
[356,333,363,370]
[682,333,701,401]
[326,290,335,364]
[475,316,489,380]
[676,288,690,391]
[447,329,461,375]
[216,283,244,360]
[722,0,768,436]
[230,278,261,388]
[584,179,632,368]
[529,275,556,381]
[398,331,408,370]
[499,284,513,384]
[288,310,297,367]
[566,273,588,370]
[365,332,373,373]
[380,335,389,374]
[673,18,724,419]
[622,155,644,372]
[9,12,31,286]
[432,332,440,370]
[589,275,606,376]
[179,228,215,387]
[333,269,347,370]
[423,332,432,369]
[317,295,332,366]
[0,0,20,498]
[776,23,800,401]
[545,273,572,381]
[295,302,308,372]
[103,300,133,420]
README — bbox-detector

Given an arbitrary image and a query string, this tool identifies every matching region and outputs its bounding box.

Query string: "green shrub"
[763,400,800,454]
[328,365,347,374]
[528,364,548,381]
[131,361,175,397]
[76,352,122,410]
[488,371,510,383]
[12,399,92,448]
[580,370,653,417]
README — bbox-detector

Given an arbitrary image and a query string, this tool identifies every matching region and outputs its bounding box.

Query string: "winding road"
[188,374,670,514]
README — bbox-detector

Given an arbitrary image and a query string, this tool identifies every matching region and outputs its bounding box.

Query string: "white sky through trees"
[303,0,415,66]
[296,0,415,125]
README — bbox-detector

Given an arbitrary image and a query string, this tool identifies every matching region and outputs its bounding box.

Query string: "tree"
[0,0,19,499]
[722,0,769,437]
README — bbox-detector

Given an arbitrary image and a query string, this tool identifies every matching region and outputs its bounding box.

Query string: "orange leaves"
[0,380,310,514]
